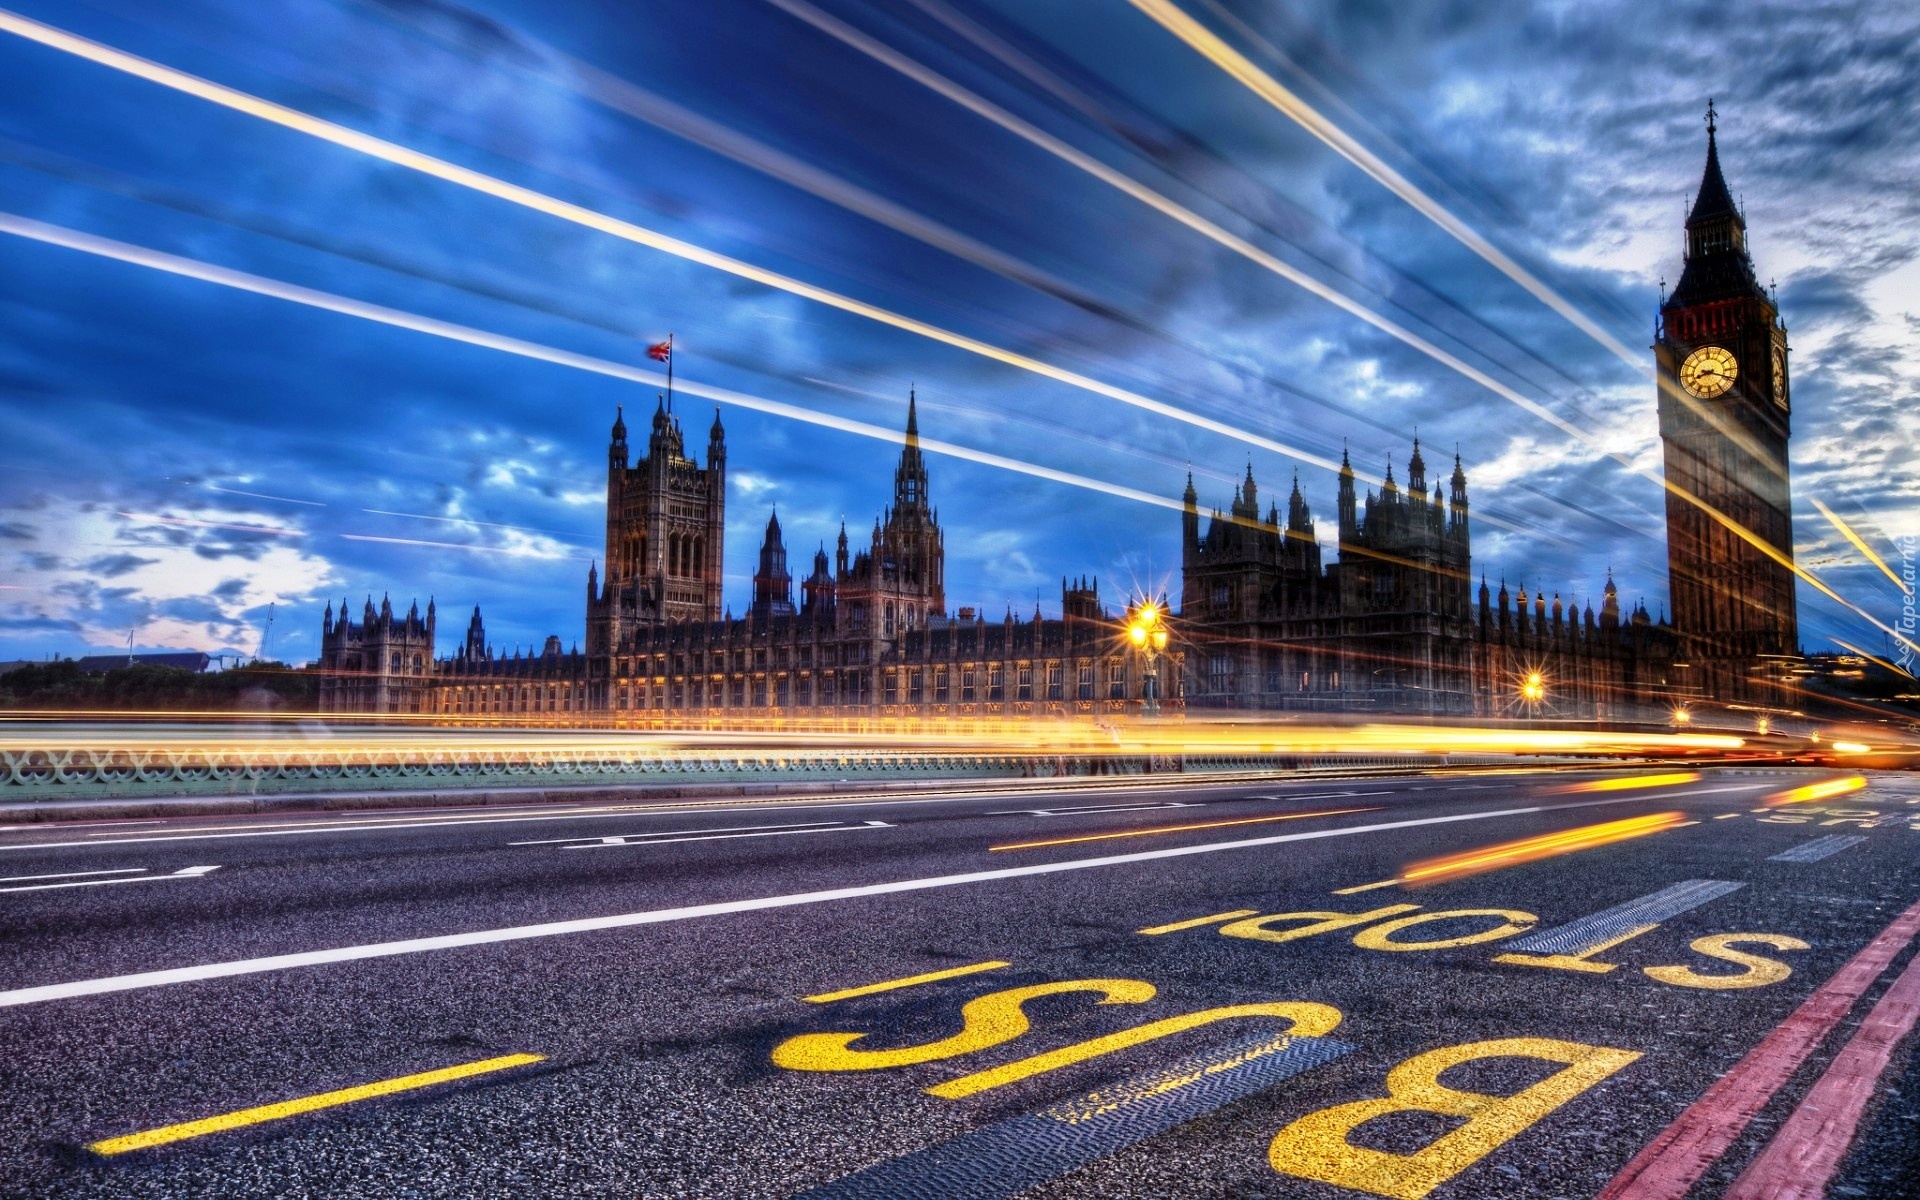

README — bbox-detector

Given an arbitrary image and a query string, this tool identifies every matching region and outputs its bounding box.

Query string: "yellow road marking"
[88,1054,545,1154]
[1494,924,1661,975]
[990,807,1378,852]
[1138,910,1260,935]
[1331,879,1401,895]
[804,960,1010,1003]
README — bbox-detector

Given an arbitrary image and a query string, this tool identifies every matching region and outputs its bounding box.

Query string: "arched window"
[391,652,402,669]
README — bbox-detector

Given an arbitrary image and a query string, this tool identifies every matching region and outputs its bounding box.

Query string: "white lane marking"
[0,794,1679,1008]
[0,865,219,894]
[987,802,1201,816]
[0,819,165,830]
[0,867,146,883]
[509,820,859,846]
[560,821,894,849]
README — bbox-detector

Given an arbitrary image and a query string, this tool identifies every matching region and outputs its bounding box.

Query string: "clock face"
[1772,351,1788,409]
[1680,345,1738,399]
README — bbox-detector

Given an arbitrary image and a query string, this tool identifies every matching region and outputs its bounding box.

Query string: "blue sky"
[0,0,1913,665]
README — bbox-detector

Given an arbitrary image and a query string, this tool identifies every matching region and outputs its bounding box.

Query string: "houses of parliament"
[318,111,1800,723]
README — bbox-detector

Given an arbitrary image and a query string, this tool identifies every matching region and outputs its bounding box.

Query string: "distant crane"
[255,602,275,666]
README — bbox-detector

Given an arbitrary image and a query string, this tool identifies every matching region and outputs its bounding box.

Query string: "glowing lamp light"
[1671,707,1692,726]
[1128,623,1147,646]
[1151,627,1169,651]
[1519,671,1546,703]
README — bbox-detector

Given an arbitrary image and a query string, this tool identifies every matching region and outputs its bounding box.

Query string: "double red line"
[1600,897,1920,1199]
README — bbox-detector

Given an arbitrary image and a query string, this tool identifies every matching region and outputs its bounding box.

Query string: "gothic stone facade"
[319,401,1675,724]
[317,113,1789,724]
[1178,446,1679,719]
[1656,109,1799,704]
[320,395,1155,723]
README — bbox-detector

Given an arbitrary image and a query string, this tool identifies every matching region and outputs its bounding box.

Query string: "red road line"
[1723,947,1920,1199]
[1597,896,1920,1200]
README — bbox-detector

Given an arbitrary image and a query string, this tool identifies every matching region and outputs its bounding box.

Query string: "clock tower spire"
[1655,102,1797,706]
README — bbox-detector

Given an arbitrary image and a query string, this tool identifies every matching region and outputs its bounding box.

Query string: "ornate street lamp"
[1127,599,1172,717]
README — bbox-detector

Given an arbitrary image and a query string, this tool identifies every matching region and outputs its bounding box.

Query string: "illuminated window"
[934,666,949,702]
[1077,662,1093,700]
[1017,664,1033,701]
[961,665,975,702]
[1108,660,1126,700]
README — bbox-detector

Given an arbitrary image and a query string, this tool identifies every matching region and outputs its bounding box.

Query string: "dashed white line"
[0,865,220,894]
[510,820,890,847]
[987,802,1202,816]
[0,867,146,884]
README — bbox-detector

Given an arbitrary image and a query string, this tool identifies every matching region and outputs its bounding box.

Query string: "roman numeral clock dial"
[1679,344,1738,399]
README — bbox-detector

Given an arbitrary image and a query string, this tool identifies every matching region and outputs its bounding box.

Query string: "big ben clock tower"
[1656,102,1798,705]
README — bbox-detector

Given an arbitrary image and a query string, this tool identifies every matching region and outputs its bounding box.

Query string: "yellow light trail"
[989,806,1378,851]
[87,1053,545,1154]
[764,0,1912,654]
[1831,639,1916,682]
[1813,498,1905,589]
[1394,811,1688,888]
[0,8,1345,483]
[0,212,1185,519]
[1762,775,1866,807]
[1548,771,1701,794]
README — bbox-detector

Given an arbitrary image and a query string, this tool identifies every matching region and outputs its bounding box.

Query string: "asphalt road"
[1,765,1917,1199]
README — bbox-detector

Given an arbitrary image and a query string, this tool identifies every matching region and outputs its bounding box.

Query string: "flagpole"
[666,332,674,414]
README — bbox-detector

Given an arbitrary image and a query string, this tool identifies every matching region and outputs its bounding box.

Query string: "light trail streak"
[1394,811,1689,887]
[1548,771,1701,794]
[1812,498,1904,589]
[0,212,1184,518]
[1131,0,1638,366]
[339,533,586,559]
[763,0,1908,651]
[361,509,589,540]
[203,484,325,506]
[0,8,1345,484]
[1131,0,1785,482]
[1830,639,1916,682]
[989,806,1378,851]
[1763,776,1866,807]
